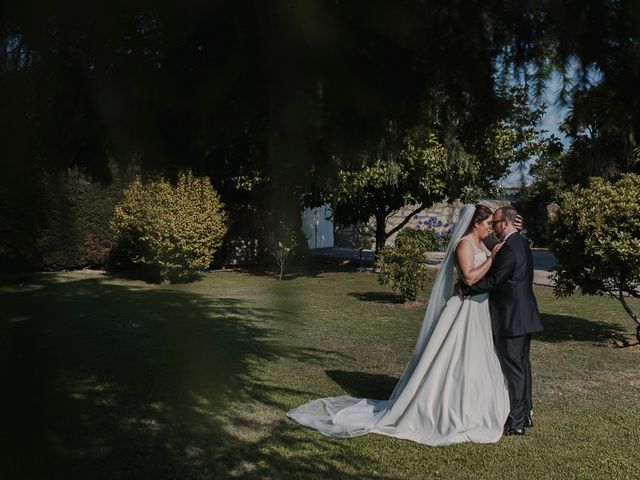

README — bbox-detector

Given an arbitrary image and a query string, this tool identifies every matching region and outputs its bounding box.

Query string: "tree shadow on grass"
[346,291,405,304]
[0,275,384,479]
[0,271,40,286]
[105,267,205,285]
[535,313,624,344]
[235,262,362,281]
[325,370,398,399]
[212,415,397,479]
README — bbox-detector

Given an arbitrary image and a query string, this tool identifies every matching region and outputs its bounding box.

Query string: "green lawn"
[1,267,638,479]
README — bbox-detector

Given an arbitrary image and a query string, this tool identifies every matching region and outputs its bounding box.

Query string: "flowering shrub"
[412,215,453,251]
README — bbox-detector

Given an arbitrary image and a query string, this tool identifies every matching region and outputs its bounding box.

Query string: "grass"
[0,266,638,479]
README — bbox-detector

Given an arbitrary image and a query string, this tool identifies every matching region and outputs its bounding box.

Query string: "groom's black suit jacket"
[461,232,543,337]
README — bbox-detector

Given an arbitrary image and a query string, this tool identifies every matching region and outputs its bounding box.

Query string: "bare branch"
[356,223,375,238]
[387,203,428,238]
[617,288,640,327]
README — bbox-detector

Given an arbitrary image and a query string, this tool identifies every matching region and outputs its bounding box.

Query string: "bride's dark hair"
[464,204,493,235]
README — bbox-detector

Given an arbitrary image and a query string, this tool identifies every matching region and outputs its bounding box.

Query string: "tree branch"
[356,223,375,238]
[386,203,428,238]
[617,288,640,327]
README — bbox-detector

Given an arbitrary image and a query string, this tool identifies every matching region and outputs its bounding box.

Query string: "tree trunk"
[617,289,640,342]
[374,212,388,254]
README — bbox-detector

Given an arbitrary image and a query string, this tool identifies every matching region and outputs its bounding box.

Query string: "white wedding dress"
[287,204,510,445]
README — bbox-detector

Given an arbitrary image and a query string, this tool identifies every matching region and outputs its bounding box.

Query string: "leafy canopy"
[332,129,449,227]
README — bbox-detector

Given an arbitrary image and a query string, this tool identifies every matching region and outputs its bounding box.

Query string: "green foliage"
[3,1,558,226]
[448,87,550,202]
[0,164,130,271]
[549,173,640,338]
[111,171,227,282]
[517,135,567,246]
[395,226,439,253]
[332,87,549,251]
[472,87,550,194]
[40,167,130,270]
[496,88,549,163]
[3,2,640,252]
[331,128,450,251]
[333,130,449,226]
[557,80,640,187]
[375,228,432,302]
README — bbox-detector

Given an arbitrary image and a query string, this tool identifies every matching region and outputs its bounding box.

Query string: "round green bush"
[375,227,432,302]
[111,171,227,282]
[549,173,640,339]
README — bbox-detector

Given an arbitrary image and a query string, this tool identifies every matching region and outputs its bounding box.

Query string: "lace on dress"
[458,236,491,268]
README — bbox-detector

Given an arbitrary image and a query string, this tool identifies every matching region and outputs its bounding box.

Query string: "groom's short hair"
[497,206,518,223]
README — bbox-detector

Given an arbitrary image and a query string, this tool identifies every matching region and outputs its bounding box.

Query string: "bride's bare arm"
[456,239,493,286]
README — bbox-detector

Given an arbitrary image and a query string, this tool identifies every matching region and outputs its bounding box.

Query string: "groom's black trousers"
[494,334,532,430]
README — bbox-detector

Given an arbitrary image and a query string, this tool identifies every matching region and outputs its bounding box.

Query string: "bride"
[287,204,510,445]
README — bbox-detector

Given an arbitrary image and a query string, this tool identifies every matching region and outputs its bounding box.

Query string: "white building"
[301,204,334,249]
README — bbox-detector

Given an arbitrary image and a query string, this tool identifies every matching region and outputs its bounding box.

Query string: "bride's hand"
[491,242,504,257]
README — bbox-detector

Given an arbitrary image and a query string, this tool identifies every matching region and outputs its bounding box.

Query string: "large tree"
[331,128,449,252]
[0,1,555,192]
[331,87,550,251]
[3,0,640,266]
[495,0,640,183]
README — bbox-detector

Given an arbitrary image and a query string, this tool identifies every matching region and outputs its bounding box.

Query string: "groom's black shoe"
[504,427,525,436]
[524,415,534,428]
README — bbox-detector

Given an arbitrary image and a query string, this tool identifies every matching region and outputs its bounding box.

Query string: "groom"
[460,206,543,436]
